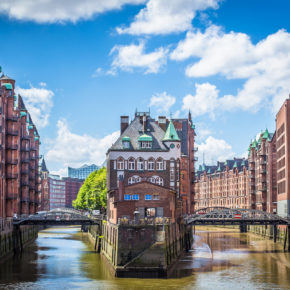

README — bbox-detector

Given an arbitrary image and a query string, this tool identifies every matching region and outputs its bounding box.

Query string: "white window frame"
[156,158,164,171]
[145,194,152,200]
[132,194,139,200]
[137,158,144,170]
[124,194,131,200]
[128,158,135,170]
[148,158,155,171]
[117,158,124,170]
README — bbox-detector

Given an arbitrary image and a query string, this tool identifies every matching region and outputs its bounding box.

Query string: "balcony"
[21,197,30,203]
[6,192,18,200]
[7,129,18,136]
[21,180,30,186]
[30,156,37,160]
[21,135,30,140]
[29,184,35,190]
[6,115,18,122]
[193,147,198,152]
[21,146,30,152]
[6,159,18,165]
[21,158,30,163]
[7,144,18,150]
[31,146,37,151]
[6,173,18,179]
[193,157,198,161]
[29,174,35,180]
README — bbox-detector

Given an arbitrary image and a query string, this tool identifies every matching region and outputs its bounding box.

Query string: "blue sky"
[0,0,290,176]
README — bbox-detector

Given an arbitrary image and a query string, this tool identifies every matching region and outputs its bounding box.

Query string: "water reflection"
[0,226,289,289]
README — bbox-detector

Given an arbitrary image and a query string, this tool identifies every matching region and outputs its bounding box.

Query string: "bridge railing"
[0,218,13,232]
[118,217,171,226]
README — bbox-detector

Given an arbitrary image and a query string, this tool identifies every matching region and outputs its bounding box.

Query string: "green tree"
[72,167,107,211]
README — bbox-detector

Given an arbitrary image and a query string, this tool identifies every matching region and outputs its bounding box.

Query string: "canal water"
[0,226,290,289]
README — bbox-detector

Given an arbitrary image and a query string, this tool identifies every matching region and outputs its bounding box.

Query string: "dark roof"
[41,158,49,172]
[0,74,13,81]
[196,158,248,178]
[110,116,169,151]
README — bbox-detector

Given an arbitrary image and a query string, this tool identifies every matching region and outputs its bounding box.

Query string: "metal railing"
[0,218,13,232]
[118,216,171,225]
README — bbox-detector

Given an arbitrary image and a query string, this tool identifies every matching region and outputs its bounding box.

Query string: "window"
[170,168,175,181]
[155,177,164,186]
[123,141,130,149]
[156,158,163,170]
[124,194,131,200]
[128,158,135,170]
[149,177,155,183]
[145,194,152,200]
[128,176,141,185]
[153,194,160,200]
[141,141,152,148]
[117,158,124,170]
[137,158,144,170]
[148,158,155,171]
[132,194,139,200]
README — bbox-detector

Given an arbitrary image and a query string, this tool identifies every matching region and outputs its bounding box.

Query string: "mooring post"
[273,225,277,243]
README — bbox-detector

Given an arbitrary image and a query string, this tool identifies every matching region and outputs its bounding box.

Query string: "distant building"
[0,74,41,218]
[39,158,50,211]
[63,177,83,208]
[68,164,99,180]
[48,174,66,209]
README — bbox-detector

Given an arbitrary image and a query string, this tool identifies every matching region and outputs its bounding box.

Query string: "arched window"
[156,158,163,170]
[155,177,164,186]
[137,158,144,170]
[128,175,141,185]
[148,158,155,171]
[149,177,155,183]
[128,158,135,171]
[117,157,124,170]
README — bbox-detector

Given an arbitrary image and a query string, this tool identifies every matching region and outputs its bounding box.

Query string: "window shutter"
[144,161,147,170]
[164,161,166,170]
[157,207,164,217]
[138,207,145,219]
[125,161,128,170]
[114,161,116,170]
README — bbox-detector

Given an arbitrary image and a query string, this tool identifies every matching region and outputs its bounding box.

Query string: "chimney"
[120,116,129,135]
[158,116,167,131]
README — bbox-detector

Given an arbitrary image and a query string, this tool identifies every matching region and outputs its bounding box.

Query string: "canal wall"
[88,220,192,278]
[0,219,38,262]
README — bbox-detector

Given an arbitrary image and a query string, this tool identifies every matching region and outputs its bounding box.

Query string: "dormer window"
[138,134,152,149]
[122,136,131,149]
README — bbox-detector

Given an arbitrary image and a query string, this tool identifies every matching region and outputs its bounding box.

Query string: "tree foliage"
[72,167,107,211]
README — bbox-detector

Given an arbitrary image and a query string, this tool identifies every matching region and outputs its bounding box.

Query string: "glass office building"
[68,164,99,180]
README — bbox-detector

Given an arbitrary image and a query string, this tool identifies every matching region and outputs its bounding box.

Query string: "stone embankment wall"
[248,225,290,250]
[0,221,38,261]
[88,221,192,278]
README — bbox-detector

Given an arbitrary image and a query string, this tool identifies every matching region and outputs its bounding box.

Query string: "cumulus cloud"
[197,136,235,165]
[110,41,168,74]
[117,0,220,35]
[46,119,119,168]
[16,85,54,128]
[182,82,219,119]
[172,26,290,114]
[0,0,146,23]
[149,92,176,113]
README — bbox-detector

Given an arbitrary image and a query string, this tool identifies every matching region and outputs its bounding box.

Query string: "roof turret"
[163,120,180,141]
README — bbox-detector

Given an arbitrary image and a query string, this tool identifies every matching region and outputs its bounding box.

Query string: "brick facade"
[107,111,196,224]
[0,74,40,218]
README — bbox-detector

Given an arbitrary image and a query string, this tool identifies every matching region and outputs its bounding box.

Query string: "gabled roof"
[110,116,169,151]
[163,120,180,141]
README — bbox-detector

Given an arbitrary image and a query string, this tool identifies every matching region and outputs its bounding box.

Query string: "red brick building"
[0,74,41,218]
[276,98,290,217]
[63,177,83,208]
[106,111,196,224]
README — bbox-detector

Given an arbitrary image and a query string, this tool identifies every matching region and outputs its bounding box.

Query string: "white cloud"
[110,41,168,74]
[46,119,119,168]
[172,26,290,115]
[50,167,68,178]
[92,67,103,78]
[39,82,46,87]
[149,92,176,113]
[16,85,54,128]
[117,0,220,35]
[197,136,234,165]
[182,82,219,119]
[0,0,146,23]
